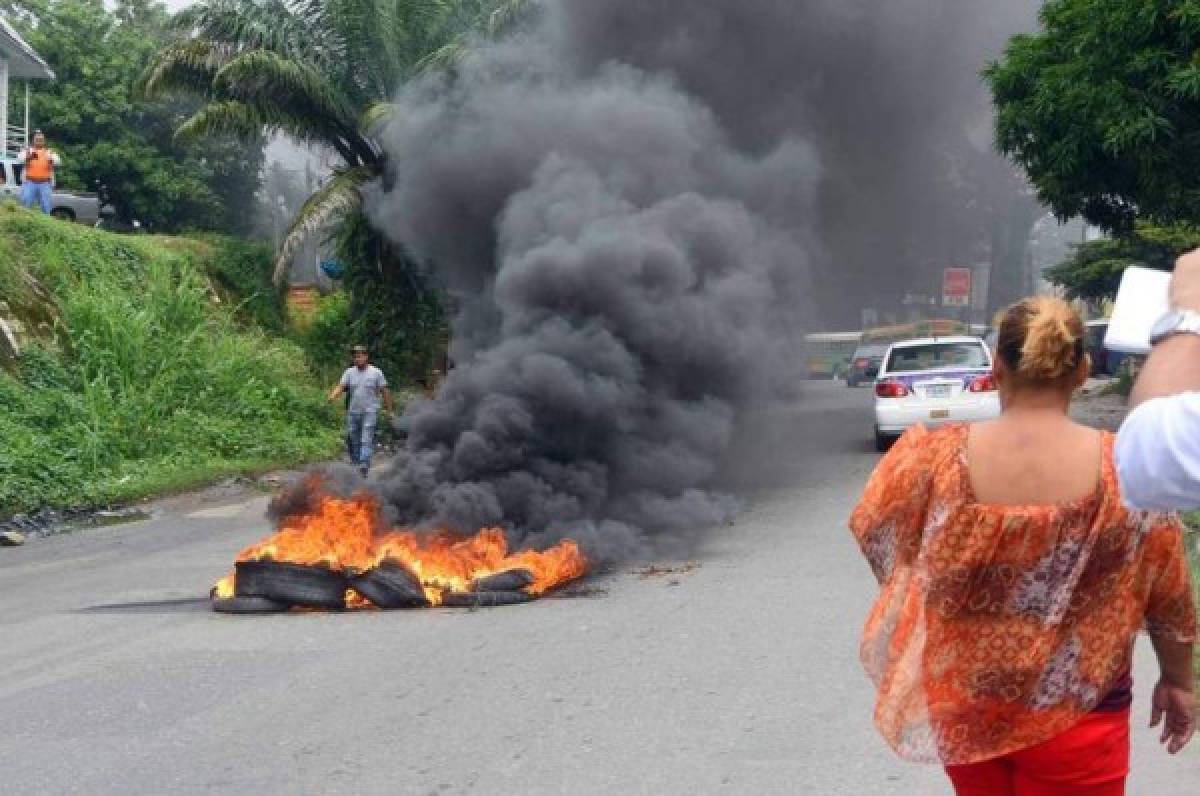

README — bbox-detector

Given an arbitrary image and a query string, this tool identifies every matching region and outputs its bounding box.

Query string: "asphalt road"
[2,382,1197,795]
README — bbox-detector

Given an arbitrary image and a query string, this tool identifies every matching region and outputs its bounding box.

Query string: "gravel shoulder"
[1070,378,1129,431]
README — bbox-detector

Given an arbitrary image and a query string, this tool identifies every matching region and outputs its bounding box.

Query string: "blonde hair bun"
[996,296,1085,383]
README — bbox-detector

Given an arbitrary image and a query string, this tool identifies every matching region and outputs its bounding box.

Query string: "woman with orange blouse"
[850,297,1196,795]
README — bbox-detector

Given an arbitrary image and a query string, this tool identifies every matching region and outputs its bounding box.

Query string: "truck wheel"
[51,208,75,222]
[874,429,895,452]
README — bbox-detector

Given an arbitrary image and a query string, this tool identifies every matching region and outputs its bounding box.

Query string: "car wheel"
[50,208,75,222]
[874,429,895,452]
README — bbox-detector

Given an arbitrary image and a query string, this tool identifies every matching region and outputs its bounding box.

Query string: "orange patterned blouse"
[849,424,1196,766]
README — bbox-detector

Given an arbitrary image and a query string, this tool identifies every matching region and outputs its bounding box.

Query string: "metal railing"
[4,123,28,159]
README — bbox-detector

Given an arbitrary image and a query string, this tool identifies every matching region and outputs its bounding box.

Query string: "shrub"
[297,290,357,388]
[201,237,286,333]
[0,209,339,515]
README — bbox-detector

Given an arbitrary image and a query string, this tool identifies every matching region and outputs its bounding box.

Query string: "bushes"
[296,290,356,388]
[332,210,448,388]
[202,237,287,333]
[0,209,338,515]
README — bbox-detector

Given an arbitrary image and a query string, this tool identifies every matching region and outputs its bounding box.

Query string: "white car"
[873,336,1001,451]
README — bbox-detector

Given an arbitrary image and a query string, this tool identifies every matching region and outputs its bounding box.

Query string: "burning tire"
[235,560,348,610]
[352,562,430,609]
[470,569,535,593]
[441,590,536,608]
[210,595,291,614]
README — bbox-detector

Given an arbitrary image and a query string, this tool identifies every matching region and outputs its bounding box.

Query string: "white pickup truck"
[0,158,114,225]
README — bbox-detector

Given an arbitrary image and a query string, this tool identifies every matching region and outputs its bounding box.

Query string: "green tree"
[140,0,532,383]
[986,0,1200,233]
[1046,222,1200,300]
[6,0,264,232]
[141,0,531,281]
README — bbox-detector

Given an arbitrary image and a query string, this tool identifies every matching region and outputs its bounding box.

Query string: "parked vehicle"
[1083,319,1131,378]
[872,336,1000,451]
[0,158,114,225]
[804,331,862,379]
[846,344,888,387]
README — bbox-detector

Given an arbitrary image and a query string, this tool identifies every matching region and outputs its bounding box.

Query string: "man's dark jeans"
[345,411,377,472]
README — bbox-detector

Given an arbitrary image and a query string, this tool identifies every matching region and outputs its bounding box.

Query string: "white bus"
[804,332,863,379]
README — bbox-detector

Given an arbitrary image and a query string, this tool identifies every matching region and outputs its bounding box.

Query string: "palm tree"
[139,0,533,285]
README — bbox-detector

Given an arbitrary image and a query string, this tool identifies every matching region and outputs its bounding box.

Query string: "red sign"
[943,267,972,307]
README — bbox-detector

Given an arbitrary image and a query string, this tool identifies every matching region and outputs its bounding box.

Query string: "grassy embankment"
[0,206,340,516]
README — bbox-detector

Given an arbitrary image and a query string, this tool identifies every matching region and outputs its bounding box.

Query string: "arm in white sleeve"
[1116,392,1200,511]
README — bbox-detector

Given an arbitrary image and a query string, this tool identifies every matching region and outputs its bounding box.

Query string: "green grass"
[0,205,339,515]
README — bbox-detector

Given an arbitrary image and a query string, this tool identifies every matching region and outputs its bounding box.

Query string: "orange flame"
[217,493,587,607]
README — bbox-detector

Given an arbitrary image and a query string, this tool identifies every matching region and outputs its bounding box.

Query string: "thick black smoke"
[365,36,819,562]
[542,0,1040,321]
[344,1,1039,562]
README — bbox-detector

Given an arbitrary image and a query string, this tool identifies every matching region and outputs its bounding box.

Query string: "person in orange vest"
[19,130,61,215]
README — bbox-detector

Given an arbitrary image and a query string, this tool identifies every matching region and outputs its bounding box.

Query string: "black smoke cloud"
[342,1,1039,562]
[366,38,820,562]
[543,0,1041,319]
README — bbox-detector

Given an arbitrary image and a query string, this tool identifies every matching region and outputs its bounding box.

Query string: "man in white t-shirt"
[1116,248,1200,509]
[328,345,394,476]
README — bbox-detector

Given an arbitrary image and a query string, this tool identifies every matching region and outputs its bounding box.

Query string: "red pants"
[945,709,1130,796]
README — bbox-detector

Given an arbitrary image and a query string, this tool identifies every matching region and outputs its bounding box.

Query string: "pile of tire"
[442,569,536,607]
[210,561,538,613]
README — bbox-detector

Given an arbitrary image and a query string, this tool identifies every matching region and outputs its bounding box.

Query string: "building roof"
[0,17,55,80]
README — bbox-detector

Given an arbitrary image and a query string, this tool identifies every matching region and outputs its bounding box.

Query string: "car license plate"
[930,409,950,419]
[925,384,953,398]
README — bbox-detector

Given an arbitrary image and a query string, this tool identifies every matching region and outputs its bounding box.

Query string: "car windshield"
[853,346,887,360]
[886,342,988,373]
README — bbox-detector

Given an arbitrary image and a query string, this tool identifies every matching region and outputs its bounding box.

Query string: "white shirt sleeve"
[1115,392,1200,511]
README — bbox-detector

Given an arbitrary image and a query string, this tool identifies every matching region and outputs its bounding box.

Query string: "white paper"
[1104,266,1171,354]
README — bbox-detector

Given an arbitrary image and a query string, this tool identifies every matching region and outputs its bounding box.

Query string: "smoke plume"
[546,0,1042,321]
[339,1,1041,562]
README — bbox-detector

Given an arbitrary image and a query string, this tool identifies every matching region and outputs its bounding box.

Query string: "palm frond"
[214,50,359,131]
[138,39,231,99]
[415,0,538,74]
[416,37,469,74]
[174,99,333,150]
[487,0,535,36]
[360,101,399,136]
[174,0,338,64]
[175,100,270,140]
[273,165,380,285]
